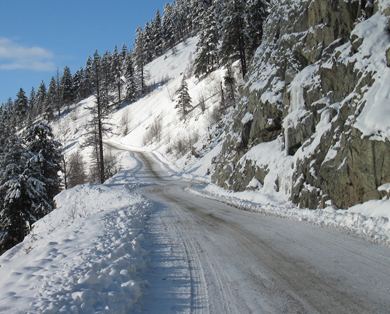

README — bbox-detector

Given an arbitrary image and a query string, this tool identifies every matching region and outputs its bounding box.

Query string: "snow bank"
[0,179,151,313]
[188,184,390,246]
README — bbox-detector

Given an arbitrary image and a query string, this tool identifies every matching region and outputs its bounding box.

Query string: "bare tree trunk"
[62,156,68,190]
[95,70,105,184]
[117,82,121,103]
[141,65,145,95]
[238,35,247,78]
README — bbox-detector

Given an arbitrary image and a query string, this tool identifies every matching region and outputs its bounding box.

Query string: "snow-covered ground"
[0,172,151,313]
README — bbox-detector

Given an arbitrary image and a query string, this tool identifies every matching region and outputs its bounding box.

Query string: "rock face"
[212,0,390,209]
[386,47,390,67]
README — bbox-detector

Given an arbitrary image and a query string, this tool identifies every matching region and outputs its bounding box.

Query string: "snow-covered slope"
[54,37,226,177]
[0,168,150,313]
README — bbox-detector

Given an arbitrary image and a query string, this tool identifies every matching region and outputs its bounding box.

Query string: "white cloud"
[0,37,55,71]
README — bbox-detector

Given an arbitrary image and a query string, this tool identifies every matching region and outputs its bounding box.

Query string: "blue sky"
[0,0,168,103]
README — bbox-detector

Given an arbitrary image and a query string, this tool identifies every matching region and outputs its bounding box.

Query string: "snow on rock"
[241,112,254,125]
[0,178,151,313]
[378,183,390,194]
[247,177,263,190]
[351,13,390,139]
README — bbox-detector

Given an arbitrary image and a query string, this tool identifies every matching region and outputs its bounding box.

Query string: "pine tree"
[121,44,128,65]
[220,0,248,77]
[245,0,268,61]
[0,134,31,252]
[174,0,191,41]
[190,0,211,35]
[61,66,74,111]
[46,77,57,120]
[101,51,113,103]
[83,51,113,184]
[194,5,220,77]
[83,56,94,98]
[162,4,175,51]
[144,22,155,63]
[124,54,137,102]
[224,63,236,106]
[15,88,28,123]
[134,27,146,96]
[0,134,47,253]
[152,10,163,57]
[111,46,122,103]
[24,122,62,211]
[72,69,83,102]
[28,88,37,119]
[36,81,47,115]
[175,78,192,119]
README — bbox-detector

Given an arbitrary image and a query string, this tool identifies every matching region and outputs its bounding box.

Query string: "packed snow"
[0,178,151,313]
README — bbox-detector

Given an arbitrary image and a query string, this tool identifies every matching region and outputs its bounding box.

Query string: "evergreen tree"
[224,63,236,106]
[144,22,155,63]
[0,134,47,253]
[0,134,31,252]
[24,122,62,211]
[61,66,74,111]
[194,5,220,77]
[174,0,191,41]
[46,77,57,120]
[72,69,83,102]
[4,98,15,128]
[245,0,268,60]
[162,4,175,51]
[152,10,163,57]
[101,51,114,106]
[175,78,192,119]
[121,44,128,65]
[83,56,94,98]
[36,81,47,115]
[29,88,37,119]
[220,0,248,77]
[124,54,137,102]
[134,27,146,96]
[15,88,28,123]
[111,46,122,103]
[83,51,113,183]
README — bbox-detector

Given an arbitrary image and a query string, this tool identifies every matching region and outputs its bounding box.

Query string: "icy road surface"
[106,142,390,314]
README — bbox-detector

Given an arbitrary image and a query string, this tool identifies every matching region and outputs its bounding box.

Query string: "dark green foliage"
[0,122,62,255]
[15,88,28,123]
[175,78,192,119]
[194,5,220,77]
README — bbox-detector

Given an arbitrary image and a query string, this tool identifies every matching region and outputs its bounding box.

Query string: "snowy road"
[106,142,390,314]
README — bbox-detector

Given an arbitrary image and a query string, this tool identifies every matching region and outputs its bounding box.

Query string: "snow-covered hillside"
[54,37,226,176]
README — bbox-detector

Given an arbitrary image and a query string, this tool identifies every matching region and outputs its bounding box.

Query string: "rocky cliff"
[212,0,390,209]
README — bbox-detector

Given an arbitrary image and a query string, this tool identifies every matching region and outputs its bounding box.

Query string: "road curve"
[106,142,390,314]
